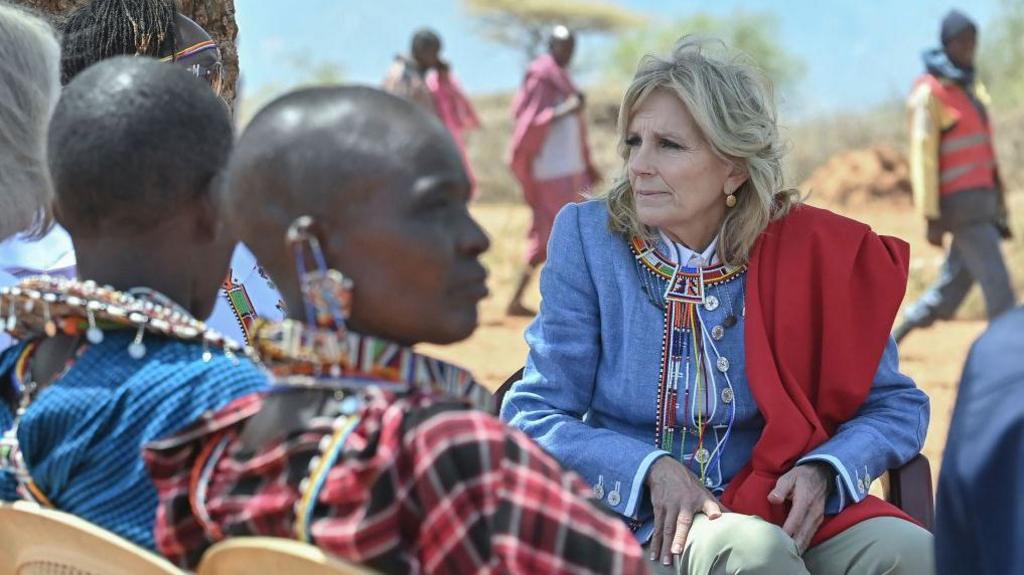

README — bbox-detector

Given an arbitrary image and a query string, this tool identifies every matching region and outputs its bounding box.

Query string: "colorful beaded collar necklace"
[630,236,746,483]
[0,276,247,360]
[252,318,494,413]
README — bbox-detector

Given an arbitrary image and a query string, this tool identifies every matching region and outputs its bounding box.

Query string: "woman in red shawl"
[501,37,934,574]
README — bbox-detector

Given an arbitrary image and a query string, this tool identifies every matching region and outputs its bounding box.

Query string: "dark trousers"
[902,188,1015,328]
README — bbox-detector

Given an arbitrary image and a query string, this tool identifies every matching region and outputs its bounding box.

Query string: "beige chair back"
[0,501,185,575]
[196,537,377,575]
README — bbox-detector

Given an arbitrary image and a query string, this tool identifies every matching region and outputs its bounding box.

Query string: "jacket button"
[704,295,720,311]
[716,357,730,373]
[721,388,734,404]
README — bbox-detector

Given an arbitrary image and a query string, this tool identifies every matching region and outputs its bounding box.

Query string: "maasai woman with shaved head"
[58,0,284,345]
[0,57,266,550]
[145,86,646,574]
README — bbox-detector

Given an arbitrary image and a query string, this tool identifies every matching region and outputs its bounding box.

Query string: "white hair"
[0,3,61,240]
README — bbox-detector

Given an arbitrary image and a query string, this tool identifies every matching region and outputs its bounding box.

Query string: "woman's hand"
[767,462,832,553]
[646,457,725,566]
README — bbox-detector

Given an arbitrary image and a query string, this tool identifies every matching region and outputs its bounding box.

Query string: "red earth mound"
[801,146,913,208]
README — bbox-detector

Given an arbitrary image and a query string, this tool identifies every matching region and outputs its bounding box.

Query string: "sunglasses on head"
[160,40,224,96]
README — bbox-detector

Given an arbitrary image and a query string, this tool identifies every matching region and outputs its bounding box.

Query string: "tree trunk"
[12,0,80,12]
[10,0,239,108]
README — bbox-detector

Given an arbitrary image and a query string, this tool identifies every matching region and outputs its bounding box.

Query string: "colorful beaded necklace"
[0,276,248,359]
[630,236,746,483]
[0,276,248,506]
[252,318,493,413]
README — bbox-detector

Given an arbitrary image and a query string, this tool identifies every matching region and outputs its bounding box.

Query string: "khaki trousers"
[644,513,934,575]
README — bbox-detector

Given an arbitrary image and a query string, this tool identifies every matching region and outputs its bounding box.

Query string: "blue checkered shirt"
[0,330,268,549]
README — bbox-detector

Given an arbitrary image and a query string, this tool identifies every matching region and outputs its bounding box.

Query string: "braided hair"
[59,0,178,84]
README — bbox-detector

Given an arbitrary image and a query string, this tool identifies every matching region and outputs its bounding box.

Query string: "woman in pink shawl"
[383,29,481,195]
[506,26,600,316]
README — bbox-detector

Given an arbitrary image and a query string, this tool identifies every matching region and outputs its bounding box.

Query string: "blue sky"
[236,1,998,117]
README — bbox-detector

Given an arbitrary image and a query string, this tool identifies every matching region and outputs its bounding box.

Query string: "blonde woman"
[501,37,933,574]
[0,2,59,241]
[0,4,75,353]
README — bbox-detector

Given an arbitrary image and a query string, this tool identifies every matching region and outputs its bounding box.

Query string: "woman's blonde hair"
[600,36,800,266]
[0,3,61,241]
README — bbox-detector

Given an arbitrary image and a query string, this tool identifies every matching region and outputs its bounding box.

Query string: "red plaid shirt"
[144,387,647,574]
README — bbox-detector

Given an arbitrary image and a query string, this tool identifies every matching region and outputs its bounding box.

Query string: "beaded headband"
[159,39,218,62]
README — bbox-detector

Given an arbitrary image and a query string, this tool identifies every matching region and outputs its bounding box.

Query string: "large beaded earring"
[286,216,353,334]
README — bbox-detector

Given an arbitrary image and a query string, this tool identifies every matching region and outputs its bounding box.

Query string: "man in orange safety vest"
[893,9,1015,343]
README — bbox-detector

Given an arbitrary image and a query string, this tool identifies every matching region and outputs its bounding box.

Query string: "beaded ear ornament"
[0,276,249,362]
[252,216,355,379]
[252,216,494,411]
[289,216,353,333]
